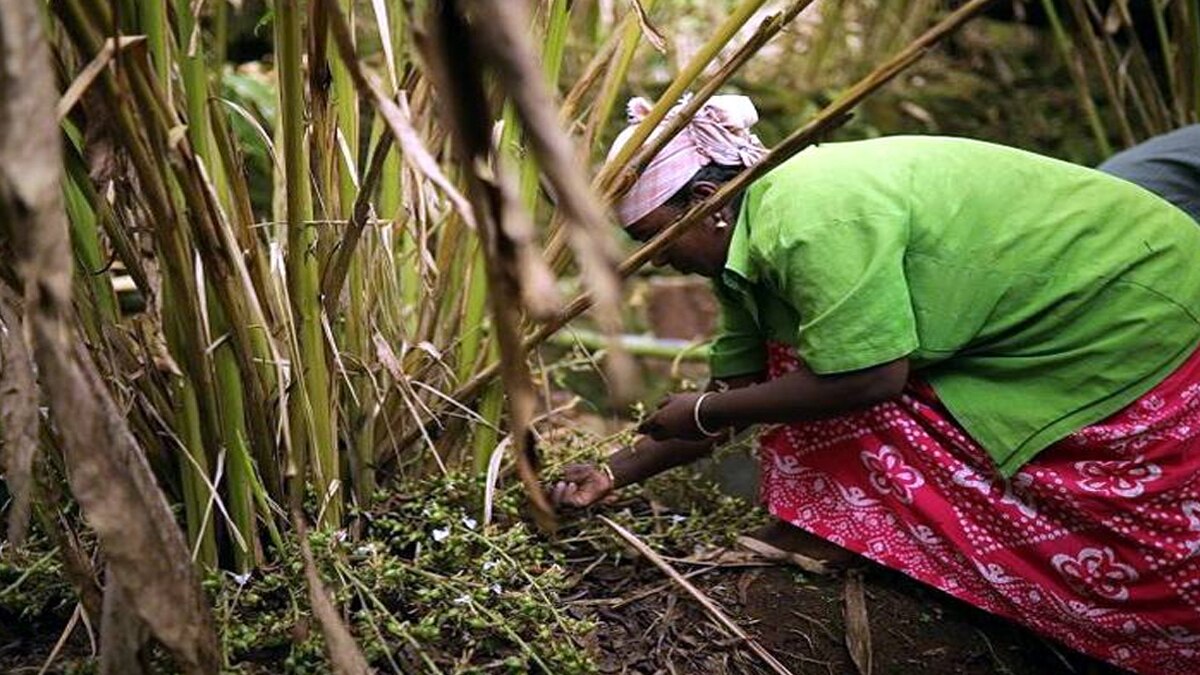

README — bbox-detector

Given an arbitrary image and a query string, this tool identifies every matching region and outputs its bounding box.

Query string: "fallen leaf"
[844,571,873,675]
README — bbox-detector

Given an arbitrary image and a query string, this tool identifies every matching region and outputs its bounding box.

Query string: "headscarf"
[607,94,767,226]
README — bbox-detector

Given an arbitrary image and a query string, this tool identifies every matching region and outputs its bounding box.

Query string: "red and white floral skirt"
[759,341,1200,674]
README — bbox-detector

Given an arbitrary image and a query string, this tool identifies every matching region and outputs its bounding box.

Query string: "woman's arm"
[704,357,908,428]
[637,358,908,442]
[550,372,763,508]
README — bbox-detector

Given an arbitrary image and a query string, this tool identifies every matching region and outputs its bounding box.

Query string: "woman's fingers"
[550,477,590,508]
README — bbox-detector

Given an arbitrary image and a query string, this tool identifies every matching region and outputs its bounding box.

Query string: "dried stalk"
[599,516,795,675]
[421,0,557,531]
[465,0,634,399]
[295,510,373,675]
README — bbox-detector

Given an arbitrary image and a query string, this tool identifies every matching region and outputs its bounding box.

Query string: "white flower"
[489,583,502,595]
[432,526,451,542]
[232,572,252,587]
[452,594,471,606]
[482,560,498,572]
[669,514,687,524]
[461,516,478,530]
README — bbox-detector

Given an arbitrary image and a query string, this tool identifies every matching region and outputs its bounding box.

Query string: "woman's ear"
[689,180,720,202]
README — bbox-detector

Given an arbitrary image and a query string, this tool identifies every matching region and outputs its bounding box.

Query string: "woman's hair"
[663,163,746,214]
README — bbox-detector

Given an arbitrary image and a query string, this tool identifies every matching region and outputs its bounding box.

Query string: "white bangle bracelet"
[693,392,725,438]
[600,463,616,485]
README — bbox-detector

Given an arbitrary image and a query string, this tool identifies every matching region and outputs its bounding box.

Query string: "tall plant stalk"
[275,0,340,525]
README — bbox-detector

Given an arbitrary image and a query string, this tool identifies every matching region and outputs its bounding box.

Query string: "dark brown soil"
[578,555,1130,674]
[0,609,91,674]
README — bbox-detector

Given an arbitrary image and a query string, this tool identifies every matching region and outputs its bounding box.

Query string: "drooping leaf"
[0,4,220,671]
[0,292,38,546]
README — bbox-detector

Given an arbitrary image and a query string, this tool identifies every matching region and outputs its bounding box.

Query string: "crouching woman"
[552,95,1200,674]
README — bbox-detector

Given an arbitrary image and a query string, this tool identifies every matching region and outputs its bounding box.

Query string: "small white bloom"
[432,526,451,542]
[232,572,252,587]
[482,560,498,572]
[489,583,502,595]
[670,514,687,524]
[452,594,471,606]
[334,529,349,543]
[461,516,478,530]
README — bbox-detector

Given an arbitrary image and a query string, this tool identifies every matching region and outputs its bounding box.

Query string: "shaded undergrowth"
[2,439,764,674]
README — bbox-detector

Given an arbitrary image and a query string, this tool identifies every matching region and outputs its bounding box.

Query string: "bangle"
[693,392,726,438]
[600,463,616,485]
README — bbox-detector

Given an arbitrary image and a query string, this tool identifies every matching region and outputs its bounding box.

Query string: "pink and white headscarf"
[607,94,767,226]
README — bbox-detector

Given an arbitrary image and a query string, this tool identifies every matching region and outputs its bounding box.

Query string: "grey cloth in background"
[1098,124,1200,223]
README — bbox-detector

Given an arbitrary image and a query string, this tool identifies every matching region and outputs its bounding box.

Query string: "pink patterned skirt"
[760,341,1200,674]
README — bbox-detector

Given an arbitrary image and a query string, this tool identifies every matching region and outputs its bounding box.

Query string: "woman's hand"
[550,464,614,508]
[637,392,711,442]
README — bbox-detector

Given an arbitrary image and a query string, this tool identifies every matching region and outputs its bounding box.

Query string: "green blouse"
[709,136,1200,475]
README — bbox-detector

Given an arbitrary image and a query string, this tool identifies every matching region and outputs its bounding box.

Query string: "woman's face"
[624,183,735,278]
[626,205,733,277]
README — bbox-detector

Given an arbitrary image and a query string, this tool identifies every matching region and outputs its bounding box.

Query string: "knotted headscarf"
[607,94,767,226]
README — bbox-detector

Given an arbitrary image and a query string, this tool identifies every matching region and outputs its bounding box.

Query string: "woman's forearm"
[606,435,719,488]
[607,370,765,488]
[702,358,909,429]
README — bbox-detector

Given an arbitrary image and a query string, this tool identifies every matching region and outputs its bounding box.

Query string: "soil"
[0,609,91,674]
[578,555,1128,675]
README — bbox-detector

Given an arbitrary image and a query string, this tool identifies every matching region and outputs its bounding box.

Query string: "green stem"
[140,0,170,88]
[276,0,341,526]
[174,371,219,569]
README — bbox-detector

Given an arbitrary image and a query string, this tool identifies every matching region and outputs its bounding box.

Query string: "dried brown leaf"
[843,571,872,675]
[0,293,38,546]
[320,0,476,229]
[735,535,833,575]
[473,158,561,320]
[628,0,669,54]
[99,569,150,675]
[464,0,636,402]
[422,0,557,532]
[0,5,219,672]
[57,36,146,121]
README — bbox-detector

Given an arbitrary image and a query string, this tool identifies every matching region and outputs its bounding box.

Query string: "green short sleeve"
[764,214,918,374]
[708,282,767,378]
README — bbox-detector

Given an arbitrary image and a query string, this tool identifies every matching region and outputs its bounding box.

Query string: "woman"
[551,95,1200,674]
